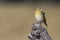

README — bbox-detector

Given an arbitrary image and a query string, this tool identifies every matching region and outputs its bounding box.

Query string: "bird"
[35,8,48,27]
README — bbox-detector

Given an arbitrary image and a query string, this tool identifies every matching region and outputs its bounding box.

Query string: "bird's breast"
[35,14,43,22]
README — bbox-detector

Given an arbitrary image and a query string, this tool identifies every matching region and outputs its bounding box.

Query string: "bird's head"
[35,8,42,16]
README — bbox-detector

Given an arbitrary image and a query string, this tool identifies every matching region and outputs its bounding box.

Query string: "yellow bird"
[35,8,48,26]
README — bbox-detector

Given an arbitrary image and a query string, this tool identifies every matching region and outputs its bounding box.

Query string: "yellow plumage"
[35,8,41,15]
[35,8,43,22]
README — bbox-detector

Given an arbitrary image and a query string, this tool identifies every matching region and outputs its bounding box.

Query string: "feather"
[42,12,48,27]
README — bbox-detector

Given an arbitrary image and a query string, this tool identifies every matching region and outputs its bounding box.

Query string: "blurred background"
[0,0,60,40]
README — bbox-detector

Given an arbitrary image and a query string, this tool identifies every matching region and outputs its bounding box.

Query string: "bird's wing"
[42,12,48,27]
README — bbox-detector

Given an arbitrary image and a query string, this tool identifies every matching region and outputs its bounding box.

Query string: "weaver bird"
[35,8,48,26]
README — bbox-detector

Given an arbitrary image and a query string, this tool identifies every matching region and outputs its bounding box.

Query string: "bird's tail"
[43,22,48,27]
